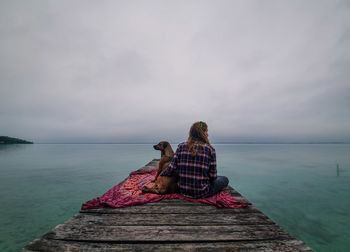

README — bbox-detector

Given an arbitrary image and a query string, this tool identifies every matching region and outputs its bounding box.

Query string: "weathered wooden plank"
[139,196,250,205]
[140,199,203,205]
[80,204,259,214]
[64,212,275,226]
[225,186,244,196]
[44,224,292,242]
[23,239,314,252]
[142,159,159,169]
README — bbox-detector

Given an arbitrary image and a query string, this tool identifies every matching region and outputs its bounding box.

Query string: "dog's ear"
[163,142,168,148]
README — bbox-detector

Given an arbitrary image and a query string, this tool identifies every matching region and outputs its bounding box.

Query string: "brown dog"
[142,141,179,194]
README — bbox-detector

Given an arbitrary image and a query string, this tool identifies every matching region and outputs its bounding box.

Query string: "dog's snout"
[153,145,159,150]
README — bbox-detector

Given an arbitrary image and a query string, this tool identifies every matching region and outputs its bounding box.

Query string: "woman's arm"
[208,148,217,181]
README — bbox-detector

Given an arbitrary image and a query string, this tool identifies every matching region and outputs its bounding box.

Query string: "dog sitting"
[142,141,179,194]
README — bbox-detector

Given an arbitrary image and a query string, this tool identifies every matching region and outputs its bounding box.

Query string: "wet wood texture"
[23,159,314,251]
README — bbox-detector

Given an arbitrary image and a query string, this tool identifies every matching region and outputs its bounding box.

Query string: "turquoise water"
[0,144,349,251]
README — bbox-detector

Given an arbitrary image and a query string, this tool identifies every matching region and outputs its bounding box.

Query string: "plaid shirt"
[160,142,217,198]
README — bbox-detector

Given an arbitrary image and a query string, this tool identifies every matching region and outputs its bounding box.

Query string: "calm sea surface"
[0,143,349,251]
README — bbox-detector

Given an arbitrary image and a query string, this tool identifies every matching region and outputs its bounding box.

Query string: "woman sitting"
[160,121,229,198]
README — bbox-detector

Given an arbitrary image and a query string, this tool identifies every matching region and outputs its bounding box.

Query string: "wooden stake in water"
[336,163,339,177]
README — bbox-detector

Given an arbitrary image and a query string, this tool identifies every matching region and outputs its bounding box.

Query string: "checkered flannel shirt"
[160,142,217,198]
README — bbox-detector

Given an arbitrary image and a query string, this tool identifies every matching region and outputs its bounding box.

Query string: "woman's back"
[163,141,217,198]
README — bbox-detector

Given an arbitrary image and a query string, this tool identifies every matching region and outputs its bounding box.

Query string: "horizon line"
[34,141,350,144]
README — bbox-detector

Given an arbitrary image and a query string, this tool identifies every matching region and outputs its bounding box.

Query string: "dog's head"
[153,141,169,151]
[153,141,174,157]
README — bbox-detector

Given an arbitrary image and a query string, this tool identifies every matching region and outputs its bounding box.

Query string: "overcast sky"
[1,0,350,143]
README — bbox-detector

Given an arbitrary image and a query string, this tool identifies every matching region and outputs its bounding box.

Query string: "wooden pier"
[23,159,314,251]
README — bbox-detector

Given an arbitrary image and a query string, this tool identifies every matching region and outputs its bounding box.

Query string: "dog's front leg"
[151,161,164,182]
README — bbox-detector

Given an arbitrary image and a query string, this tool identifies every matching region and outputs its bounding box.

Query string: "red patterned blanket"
[81,169,247,209]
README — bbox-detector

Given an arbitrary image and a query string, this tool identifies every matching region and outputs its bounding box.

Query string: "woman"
[160,121,229,198]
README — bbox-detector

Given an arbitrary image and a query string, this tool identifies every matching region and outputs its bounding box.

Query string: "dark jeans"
[206,176,229,198]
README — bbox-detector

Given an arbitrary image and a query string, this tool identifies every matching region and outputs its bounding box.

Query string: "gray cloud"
[1,0,350,143]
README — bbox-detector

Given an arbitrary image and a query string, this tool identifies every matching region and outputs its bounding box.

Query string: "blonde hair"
[187,121,210,156]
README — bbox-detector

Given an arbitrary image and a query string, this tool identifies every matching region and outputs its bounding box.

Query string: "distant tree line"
[0,136,33,144]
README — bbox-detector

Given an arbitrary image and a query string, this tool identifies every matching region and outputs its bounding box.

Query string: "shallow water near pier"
[0,143,349,251]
